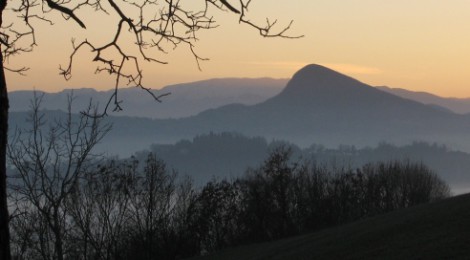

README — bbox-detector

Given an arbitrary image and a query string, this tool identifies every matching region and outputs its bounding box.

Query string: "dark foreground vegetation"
[8,147,449,259]
[6,102,450,259]
[198,192,470,260]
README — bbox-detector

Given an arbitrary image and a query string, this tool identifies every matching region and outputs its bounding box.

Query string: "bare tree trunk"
[0,2,12,258]
[0,53,12,260]
[0,10,12,260]
[53,208,64,260]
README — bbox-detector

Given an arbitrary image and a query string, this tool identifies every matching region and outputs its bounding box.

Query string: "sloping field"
[197,193,470,259]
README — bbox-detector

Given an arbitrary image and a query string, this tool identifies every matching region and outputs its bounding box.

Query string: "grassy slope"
[197,193,470,260]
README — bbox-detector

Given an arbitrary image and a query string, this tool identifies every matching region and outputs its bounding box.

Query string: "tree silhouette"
[7,95,110,259]
[0,1,301,258]
[7,141,451,258]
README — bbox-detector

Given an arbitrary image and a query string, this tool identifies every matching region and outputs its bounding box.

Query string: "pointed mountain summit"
[262,64,450,119]
[193,63,465,144]
[278,64,367,97]
[10,63,470,157]
[267,64,389,108]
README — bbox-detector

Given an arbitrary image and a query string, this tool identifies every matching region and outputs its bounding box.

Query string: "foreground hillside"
[198,193,470,259]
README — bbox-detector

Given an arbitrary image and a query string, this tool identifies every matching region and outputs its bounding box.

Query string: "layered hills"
[169,64,470,149]
[10,64,470,153]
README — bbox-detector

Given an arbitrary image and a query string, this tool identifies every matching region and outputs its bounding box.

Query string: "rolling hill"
[195,193,470,259]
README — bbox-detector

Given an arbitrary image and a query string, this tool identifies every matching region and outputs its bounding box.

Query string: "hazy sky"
[5,0,470,97]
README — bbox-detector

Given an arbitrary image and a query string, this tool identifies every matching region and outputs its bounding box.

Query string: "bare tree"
[7,94,110,260]
[0,1,11,255]
[2,0,300,116]
[0,1,300,257]
[197,179,241,252]
[66,159,135,260]
[125,154,177,260]
[67,154,197,259]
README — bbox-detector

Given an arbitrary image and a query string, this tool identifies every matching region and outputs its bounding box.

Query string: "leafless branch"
[4,66,29,76]
[44,0,86,28]
[2,0,300,116]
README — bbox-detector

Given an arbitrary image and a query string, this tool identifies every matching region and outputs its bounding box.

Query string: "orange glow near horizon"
[4,0,470,98]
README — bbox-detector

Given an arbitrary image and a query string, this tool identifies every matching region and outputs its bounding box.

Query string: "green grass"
[195,193,470,259]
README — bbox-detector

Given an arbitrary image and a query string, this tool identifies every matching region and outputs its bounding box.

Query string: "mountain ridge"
[11,72,470,118]
[9,78,287,119]
[377,86,470,114]
[9,64,470,156]
[193,64,463,137]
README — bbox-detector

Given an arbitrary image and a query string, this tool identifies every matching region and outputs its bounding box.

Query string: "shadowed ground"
[195,193,470,260]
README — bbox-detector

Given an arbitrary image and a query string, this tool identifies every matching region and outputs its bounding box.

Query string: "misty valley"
[7,65,470,259]
[3,0,470,258]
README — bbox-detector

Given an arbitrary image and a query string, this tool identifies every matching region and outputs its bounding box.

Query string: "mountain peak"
[294,64,338,76]
[290,64,363,88]
[273,64,369,103]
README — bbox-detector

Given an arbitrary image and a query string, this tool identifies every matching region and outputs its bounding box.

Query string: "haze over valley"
[4,1,470,258]
[9,64,470,193]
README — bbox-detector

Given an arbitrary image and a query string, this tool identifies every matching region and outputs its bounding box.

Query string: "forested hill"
[134,132,470,192]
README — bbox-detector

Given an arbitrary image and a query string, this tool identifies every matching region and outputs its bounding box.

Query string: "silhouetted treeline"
[9,146,450,259]
[199,146,449,245]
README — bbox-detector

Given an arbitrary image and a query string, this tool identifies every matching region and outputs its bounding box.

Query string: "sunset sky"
[5,0,470,97]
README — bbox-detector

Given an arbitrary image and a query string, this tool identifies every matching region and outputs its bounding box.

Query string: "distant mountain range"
[163,64,470,150]
[9,78,286,119]
[377,86,470,114]
[10,76,470,119]
[9,64,470,196]
[9,64,470,155]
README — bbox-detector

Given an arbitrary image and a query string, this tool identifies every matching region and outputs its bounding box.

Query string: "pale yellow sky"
[5,0,470,97]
